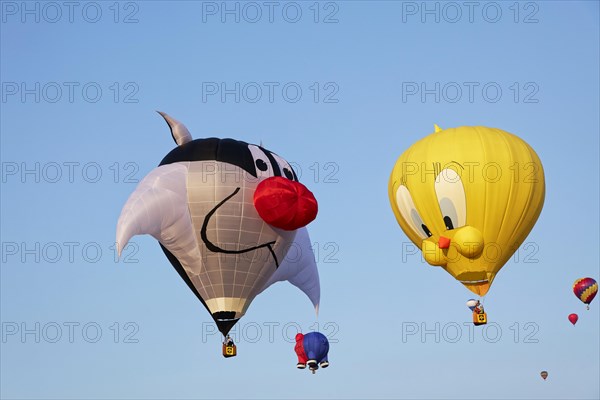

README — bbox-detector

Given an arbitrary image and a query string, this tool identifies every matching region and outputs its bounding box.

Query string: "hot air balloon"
[388,125,545,297]
[568,313,578,325]
[573,277,597,310]
[466,299,478,311]
[116,112,321,353]
[295,332,329,374]
[540,371,548,380]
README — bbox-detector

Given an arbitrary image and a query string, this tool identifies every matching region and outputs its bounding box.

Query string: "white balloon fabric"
[258,227,321,313]
[116,163,202,269]
[116,112,320,336]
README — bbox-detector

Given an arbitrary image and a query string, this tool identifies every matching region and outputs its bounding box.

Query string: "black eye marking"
[283,167,294,180]
[255,159,268,172]
[421,224,433,237]
[444,216,454,230]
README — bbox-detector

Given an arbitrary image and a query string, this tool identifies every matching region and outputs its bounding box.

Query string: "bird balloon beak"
[438,236,451,249]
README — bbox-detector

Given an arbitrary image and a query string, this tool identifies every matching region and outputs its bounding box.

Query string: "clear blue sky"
[1,1,599,399]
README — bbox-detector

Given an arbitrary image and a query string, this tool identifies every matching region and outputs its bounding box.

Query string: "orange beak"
[438,236,451,249]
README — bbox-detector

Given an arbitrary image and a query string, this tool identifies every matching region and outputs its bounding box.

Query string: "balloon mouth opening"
[212,312,240,336]
[459,279,490,297]
[459,279,489,284]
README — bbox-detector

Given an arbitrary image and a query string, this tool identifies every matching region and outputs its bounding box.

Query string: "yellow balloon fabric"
[389,126,545,296]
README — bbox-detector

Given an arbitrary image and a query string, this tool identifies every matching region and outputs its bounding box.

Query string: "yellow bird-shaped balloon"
[388,125,545,296]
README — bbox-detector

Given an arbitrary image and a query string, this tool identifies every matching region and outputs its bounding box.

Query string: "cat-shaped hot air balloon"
[117,112,320,349]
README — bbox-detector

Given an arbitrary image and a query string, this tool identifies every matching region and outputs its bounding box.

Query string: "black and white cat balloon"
[116,112,320,336]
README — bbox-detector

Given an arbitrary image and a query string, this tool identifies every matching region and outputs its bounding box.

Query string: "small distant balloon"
[568,313,578,325]
[540,371,548,380]
[295,332,330,373]
[573,278,598,309]
[466,299,478,311]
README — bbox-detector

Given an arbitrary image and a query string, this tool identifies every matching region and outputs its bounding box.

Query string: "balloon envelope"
[573,277,598,306]
[389,126,545,296]
[303,332,330,364]
[568,313,578,325]
[540,371,548,380]
[116,113,320,336]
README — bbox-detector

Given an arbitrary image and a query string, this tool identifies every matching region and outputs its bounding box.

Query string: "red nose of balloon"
[254,176,318,231]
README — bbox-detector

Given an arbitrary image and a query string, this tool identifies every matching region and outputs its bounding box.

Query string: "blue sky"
[1,1,599,399]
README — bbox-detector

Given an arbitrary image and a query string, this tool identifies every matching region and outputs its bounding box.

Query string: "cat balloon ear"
[157,111,193,146]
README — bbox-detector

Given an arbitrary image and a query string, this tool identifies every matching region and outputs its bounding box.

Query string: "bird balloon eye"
[256,159,268,171]
[421,224,433,237]
[283,168,294,180]
[395,185,429,240]
[444,216,454,230]
[435,168,467,230]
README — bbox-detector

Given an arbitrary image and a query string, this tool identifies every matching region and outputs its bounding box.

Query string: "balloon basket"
[222,343,237,358]
[473,312,487,326]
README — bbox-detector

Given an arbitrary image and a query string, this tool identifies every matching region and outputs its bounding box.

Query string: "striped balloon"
[573,277,598,309]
